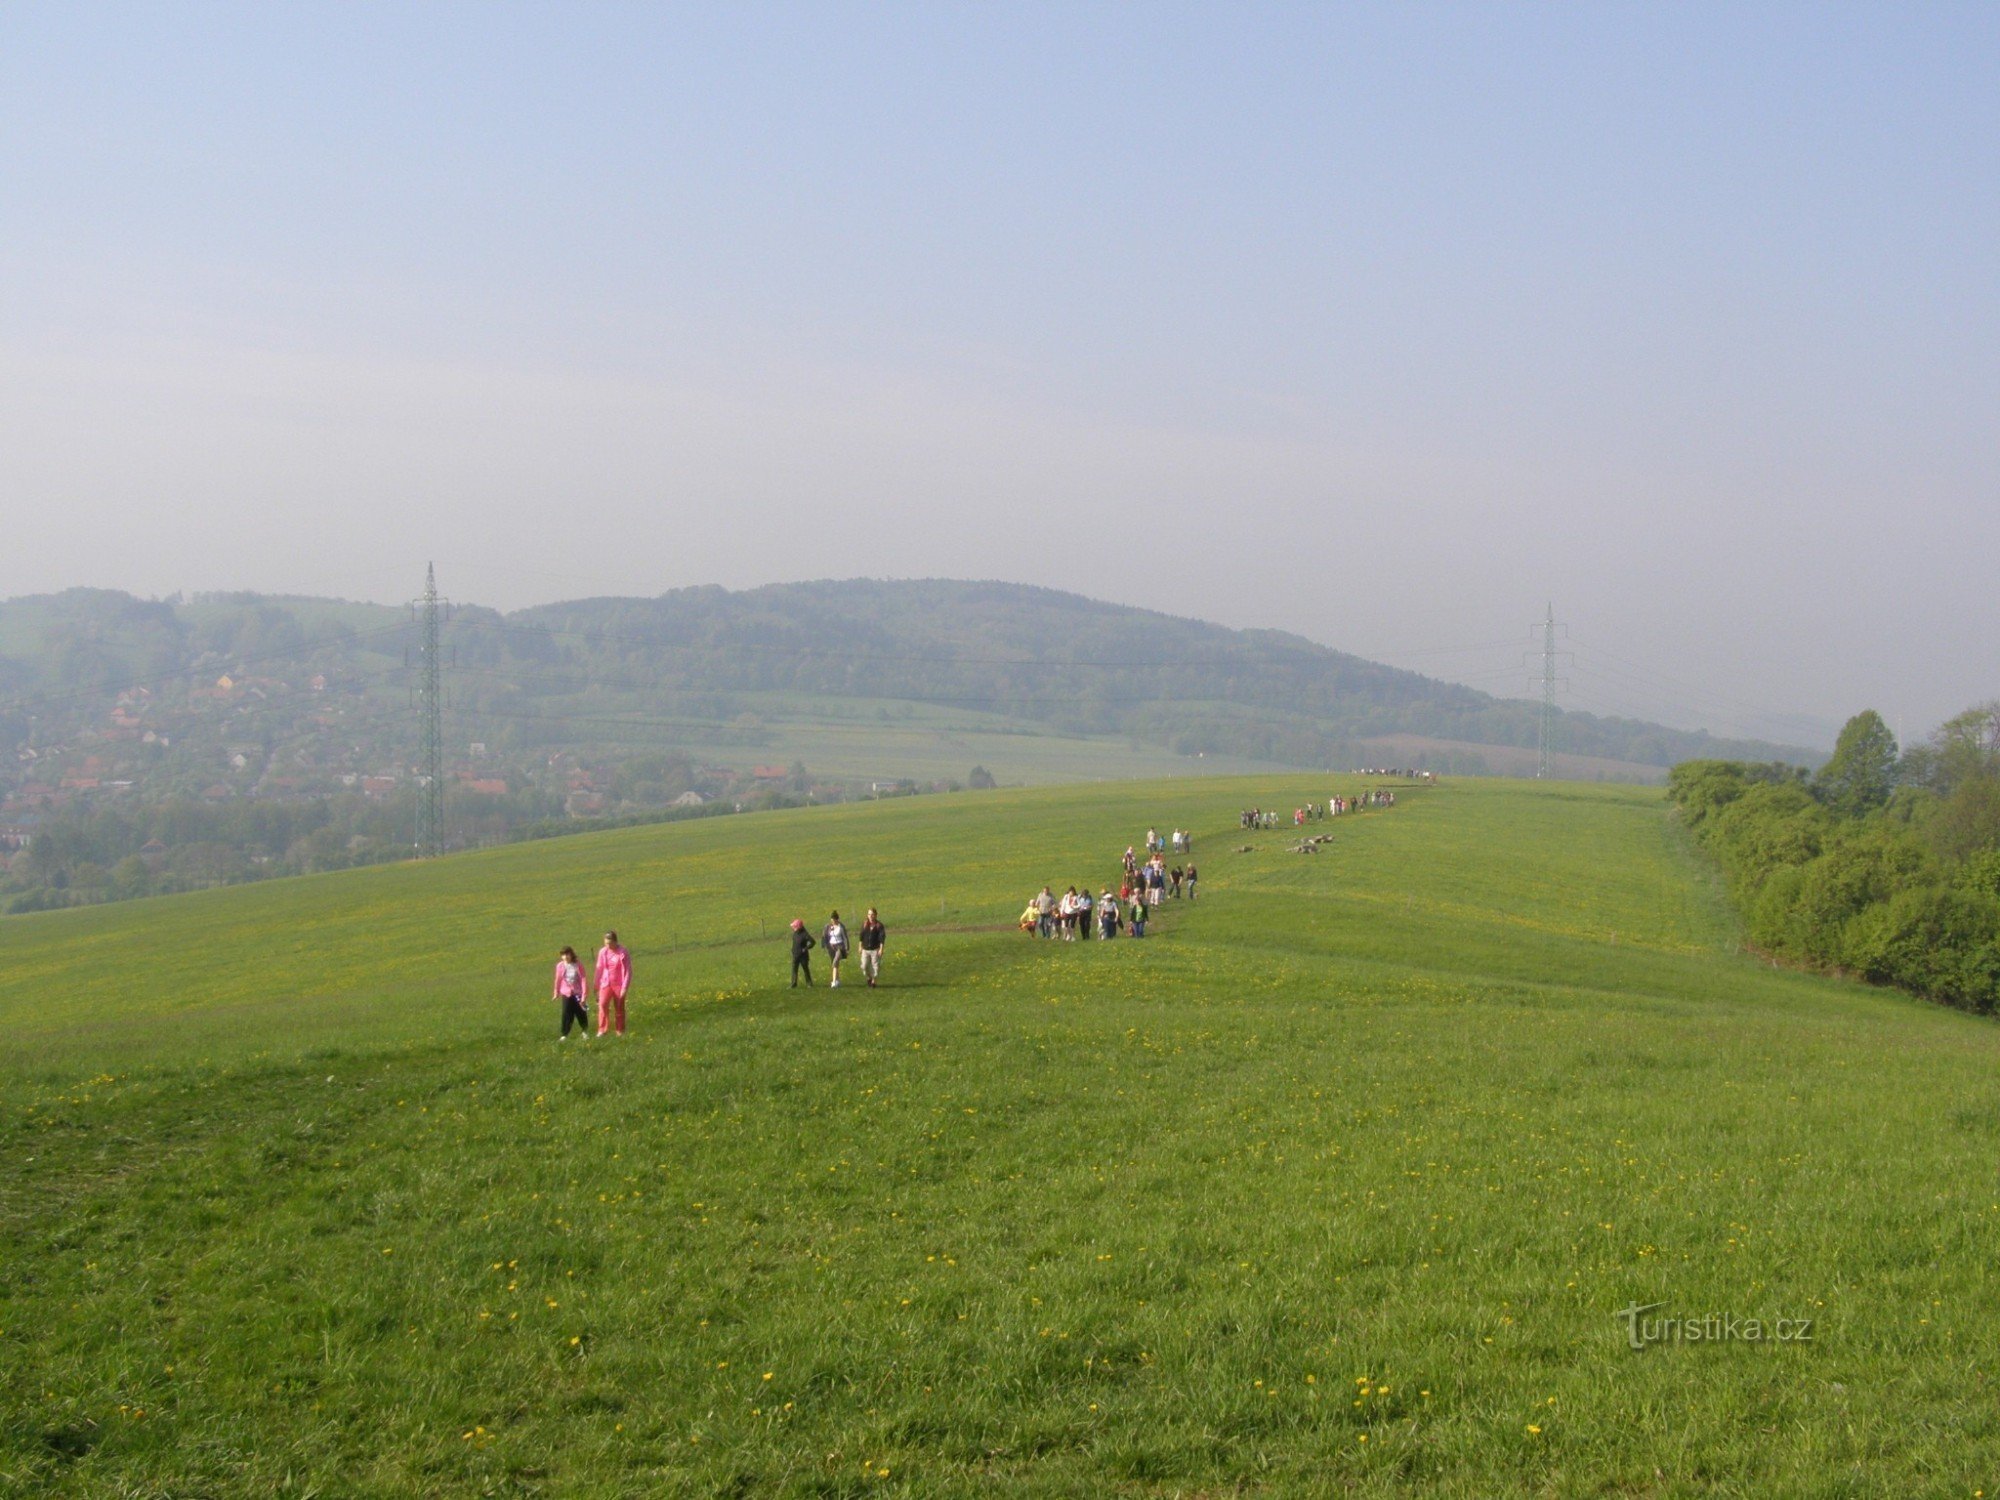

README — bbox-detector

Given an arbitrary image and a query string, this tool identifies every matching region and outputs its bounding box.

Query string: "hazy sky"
[4,4,1996,747]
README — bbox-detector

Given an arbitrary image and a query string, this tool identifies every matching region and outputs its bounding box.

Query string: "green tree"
[1899,702,2000,796]
[1813,710,1899,818]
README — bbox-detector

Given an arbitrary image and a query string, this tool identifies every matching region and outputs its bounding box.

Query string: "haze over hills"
[0,576,1826,908]
[0,579,1816,801]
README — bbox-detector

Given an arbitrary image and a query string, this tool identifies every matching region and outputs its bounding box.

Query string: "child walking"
[824,911,850,988]
[790,919,816,987]
[553,945,590,1039]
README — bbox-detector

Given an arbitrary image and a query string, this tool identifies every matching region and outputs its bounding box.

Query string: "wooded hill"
[1,578,1813,786]
[0,580,1822,910]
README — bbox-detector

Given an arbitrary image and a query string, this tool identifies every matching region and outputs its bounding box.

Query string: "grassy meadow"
[1,776,1997,1496]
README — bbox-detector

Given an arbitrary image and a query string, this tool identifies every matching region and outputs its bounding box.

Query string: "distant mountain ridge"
[0,578,1818,782]
[487,578,1816,772]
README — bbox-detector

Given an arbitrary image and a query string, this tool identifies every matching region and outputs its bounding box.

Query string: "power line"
[1565,640,1825,743]
[1529,604,1570,779]
[413,564,447,859]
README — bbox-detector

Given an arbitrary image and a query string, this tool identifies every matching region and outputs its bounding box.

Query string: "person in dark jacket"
[789,918,816,987]
[858,908,887,987]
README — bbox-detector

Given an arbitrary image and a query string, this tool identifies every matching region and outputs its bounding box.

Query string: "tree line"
[1669,705,2000,1014]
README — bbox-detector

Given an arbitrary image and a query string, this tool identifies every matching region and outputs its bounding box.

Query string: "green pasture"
[1,777,1996,1496]
[645,692,1293,785]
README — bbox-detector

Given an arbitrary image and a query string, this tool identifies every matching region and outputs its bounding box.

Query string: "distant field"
[2,776,1996,1495]
[341,682,1301,787]
[655,694,1295,785]
[1353,732,1670,784]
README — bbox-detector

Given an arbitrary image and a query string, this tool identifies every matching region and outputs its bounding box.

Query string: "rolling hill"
[0,579,1817,802]
[1,774,1993,1494]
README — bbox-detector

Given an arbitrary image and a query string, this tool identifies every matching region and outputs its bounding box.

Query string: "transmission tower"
[1529,603,1569,779]
[413,563,447,857]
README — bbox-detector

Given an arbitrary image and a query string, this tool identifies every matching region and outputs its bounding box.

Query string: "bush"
[1672,732,2000,1017]
[1708,783,1828,891]
[1842,885,2000,1014]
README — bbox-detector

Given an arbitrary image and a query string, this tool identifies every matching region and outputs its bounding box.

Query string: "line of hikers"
[548,794,1408,1036]
[1021,842,1199,942]
[549,910,896,1037]
[1242,791,1397,829]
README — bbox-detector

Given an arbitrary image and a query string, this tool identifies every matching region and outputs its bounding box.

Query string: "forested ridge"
[0,580,1820,913]
[1,579,1811,770]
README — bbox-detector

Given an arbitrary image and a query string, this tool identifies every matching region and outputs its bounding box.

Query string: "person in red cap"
[789,918,816,988]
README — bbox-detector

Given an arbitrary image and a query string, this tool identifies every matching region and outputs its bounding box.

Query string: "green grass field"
[2,777,1996,1496]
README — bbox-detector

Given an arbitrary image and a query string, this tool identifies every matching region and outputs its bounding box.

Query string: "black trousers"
[792,957,813,986]
[559,994,589,1035]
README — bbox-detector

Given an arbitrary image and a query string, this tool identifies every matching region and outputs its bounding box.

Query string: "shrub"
[1842,884,2000,1014]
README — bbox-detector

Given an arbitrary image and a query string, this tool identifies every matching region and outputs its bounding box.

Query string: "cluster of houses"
[6,664,958,874]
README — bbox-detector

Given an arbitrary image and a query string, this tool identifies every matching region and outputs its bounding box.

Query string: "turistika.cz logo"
[1615,1301,1815,1350]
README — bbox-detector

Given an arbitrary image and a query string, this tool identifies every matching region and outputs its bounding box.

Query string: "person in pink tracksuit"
[595,930,631,1036]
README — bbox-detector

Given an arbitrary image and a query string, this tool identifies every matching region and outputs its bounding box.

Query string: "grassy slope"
[1,778,1996,1496]
[610,692,1295,786]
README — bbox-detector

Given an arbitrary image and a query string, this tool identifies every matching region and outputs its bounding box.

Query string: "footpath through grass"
[2,776,1997,1496]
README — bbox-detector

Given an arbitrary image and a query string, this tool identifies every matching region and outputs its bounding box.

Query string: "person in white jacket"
[823,912,850,987]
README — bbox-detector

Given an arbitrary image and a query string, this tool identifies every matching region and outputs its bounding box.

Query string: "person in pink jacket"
[553,945,590,1040]
[595,930,631,1036]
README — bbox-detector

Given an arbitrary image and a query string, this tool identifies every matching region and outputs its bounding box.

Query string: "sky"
[3,3,1996,749]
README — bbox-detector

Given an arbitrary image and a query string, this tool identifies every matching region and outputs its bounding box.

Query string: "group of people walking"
[1122,845,1196,901]
[1242,790,1398,830]
[547,789,1418,1037]
[550,931,632,1039]
[549,910,896,1038]
[789,908,887,989]
[1020,830,1200,943]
